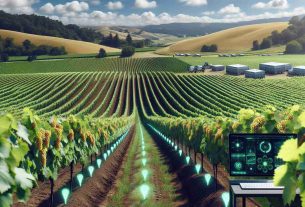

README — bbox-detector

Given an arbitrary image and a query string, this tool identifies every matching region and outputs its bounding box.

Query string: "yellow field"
[0,29,120,54]
[157,22,288,54]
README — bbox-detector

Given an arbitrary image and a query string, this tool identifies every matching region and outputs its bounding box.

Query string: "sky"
[1,0,305,26]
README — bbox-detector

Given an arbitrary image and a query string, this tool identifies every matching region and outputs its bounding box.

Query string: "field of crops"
[0,57,189,74]
[1,57,305,207]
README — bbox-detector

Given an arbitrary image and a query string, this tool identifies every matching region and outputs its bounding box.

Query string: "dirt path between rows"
[65,126,135,207]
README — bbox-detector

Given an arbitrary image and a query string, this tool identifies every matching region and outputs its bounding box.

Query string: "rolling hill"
[0,29,120,54]
[157,22,288,54]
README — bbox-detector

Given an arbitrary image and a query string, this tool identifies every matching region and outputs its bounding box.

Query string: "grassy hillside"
[0,29,120,54]
[157,22,288,54]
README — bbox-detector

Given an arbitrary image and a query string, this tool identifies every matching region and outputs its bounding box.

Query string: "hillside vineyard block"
[226,64,249,75]
[291,66,305,76]
[245,69,265,79]
[211,65,225,71]
[259,62,292,74]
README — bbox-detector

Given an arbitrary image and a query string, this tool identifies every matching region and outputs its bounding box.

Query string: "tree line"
[0,10,103,43]
[252,16,305,54]
[201,44,218,52]
[0,36,66,62]
[100,33,152,48]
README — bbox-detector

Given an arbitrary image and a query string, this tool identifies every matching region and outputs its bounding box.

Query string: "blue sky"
[1,0,305,26]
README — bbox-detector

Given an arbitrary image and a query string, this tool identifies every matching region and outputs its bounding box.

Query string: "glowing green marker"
[88,166,94,177]
[103,153,107,160]
[140,184,150,200]
[142,151,146,157]
[142,158,147,166]
[77,174,84,186]
[142,169,149,181]
[221,192,230,207]
[204,173,212,186]
[179,149,183,156]
[174,145,178,151]
[61,188,70,204]
[195,164,201,174]
[97,159,102,168]
[186,156,190,164]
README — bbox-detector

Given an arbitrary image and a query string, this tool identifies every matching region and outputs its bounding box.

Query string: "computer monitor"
[229,134,297,176]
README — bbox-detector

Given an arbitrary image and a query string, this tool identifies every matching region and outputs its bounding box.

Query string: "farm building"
[259,62,292,74]
[245,69,265,79]
[211,65,225,71]
[289,66,305,76]
[226,64,249,75]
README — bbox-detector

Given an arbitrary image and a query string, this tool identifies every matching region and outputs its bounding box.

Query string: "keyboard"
[240,182,284,190]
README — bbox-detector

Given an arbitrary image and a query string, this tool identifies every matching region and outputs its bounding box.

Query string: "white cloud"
[180,0,207,6]
[39,3,55,14]
[47,6,305,27]
[135,0,157,9]
[218,4,241,14]
[252,0,289,9]
[202,11,215,16]
[0,0,37,14]
[39,1,89,15]
[84,0,101,5]
[107,1,123,10]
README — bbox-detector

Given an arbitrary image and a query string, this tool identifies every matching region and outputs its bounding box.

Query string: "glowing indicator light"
[103,153,107,160]
[77,174,84,186]
[174,145,178,151]
[88,166,94,177]
[107,150,111,156]
[195,164,201,174]
[204,174,212,186]
[142,169,149,181]
[179,150,183,156]
[97,159,102,168]
[263,161,268,167]
[140,184,150,200]
[61,188,70,204]
[221,192,230,207]
[186,156,190,164]
[142,158,147,166]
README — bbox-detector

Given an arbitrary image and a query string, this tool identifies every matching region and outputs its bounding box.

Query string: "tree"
[126,33,132,45]
[96,48,107,58]
[113,34,120,48]
[289,16,300,26]
[252,40,260,50]
[27,54,37,62]
[201,44,218,52]
[286,40,303,54]
[4,37,14,48]
[271,31,283,45]
[0,53,9,62]
[120,46,135,58]
[210,44,218,52]
[260,38,272,49]
[282,29,298,43]
[23,39,32,50]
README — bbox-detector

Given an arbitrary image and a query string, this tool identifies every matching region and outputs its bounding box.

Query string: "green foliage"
[120,46,135,58]
[201,44,218,52]
[0,108,134,206]
[96,48,107,58]
[286,40,303,54]
[260,38,272,49]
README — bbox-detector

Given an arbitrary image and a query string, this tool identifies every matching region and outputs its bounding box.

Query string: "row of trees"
[100,33,152,49]
[0,10,103,42]
[97,46,135,59]
[252,16,305,54]
[201,44,218,52]
[0,36,66,62]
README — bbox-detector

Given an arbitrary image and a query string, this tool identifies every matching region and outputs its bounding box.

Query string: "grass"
[157,22,288,54]
[0,29,120,54]
[178,54,305,69]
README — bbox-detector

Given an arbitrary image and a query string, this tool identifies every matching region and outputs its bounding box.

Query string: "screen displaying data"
[229,134,296,176]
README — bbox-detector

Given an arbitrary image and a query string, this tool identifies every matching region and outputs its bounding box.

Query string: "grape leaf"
[0,137,11,159]
[14,167,35,190]
[277,139,299,162]
[0,162,14,193]
[274,164,297,205]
